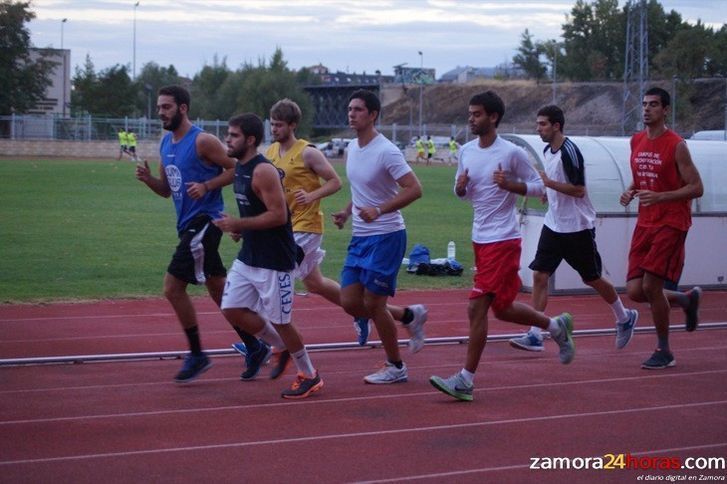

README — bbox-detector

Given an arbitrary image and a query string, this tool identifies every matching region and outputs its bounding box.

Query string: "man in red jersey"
[620,87,704,370]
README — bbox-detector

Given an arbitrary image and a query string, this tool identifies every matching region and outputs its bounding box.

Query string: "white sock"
[292,348,316,378]
[547,318,563,338]
[610,298,629,323]
[529,326,543,338]
[256,321,285,350]
[460,368,474,386]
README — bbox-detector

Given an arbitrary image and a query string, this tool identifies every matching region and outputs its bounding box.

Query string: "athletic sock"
[547,318,563,338]
[292,349,316,378]
[460,368,474,386]
[234,326,260,353]
[388,360,404,369]
[184,326,203,355]
[255,320,285,350]
[401,308,414,325]
[610,298,629,323]
[673,291,690,308]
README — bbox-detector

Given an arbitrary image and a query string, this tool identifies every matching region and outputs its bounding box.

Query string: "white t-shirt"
[542,138,596,233]
[346,133,412,236]
[455,136,543,244]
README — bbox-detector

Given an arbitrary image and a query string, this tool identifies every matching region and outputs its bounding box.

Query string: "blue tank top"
[160,125,224,233]
[234,154,297,271]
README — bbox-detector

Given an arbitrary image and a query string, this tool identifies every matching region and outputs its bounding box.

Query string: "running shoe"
[429,372,474,402]
[353,317,371,346]
[240,342,272,381]
[641,349,676,369]
[552,313,575,364]
[174,353,212,383]
[269,350,291,380]
[509,330,545,352]
[281,371,324,399]
[363,361,408,384]
[615,309,639,349]
[405,304,428,353]
[684,287,702,332]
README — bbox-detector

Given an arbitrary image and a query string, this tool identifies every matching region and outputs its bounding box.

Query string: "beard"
[163,110,183,131]
[228,144,250,160]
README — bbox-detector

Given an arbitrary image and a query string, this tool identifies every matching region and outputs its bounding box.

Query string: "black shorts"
[167,215,226,285]
[528,225,602,282]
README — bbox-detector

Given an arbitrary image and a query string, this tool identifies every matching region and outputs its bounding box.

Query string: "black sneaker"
[174,353,212,383]
[641,349,676,370]
[240,342,272,381]
[269,350,291,380]
[684,287,702,332]
[281,371,323,399]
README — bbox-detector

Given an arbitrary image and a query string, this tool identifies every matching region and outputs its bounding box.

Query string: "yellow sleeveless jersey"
[266,139,324,234]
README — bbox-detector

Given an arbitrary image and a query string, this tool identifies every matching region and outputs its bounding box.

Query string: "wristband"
[375,206,382,216]
[203,181,210,192]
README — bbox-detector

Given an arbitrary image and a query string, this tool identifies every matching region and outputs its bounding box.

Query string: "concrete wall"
[0,139,158,160]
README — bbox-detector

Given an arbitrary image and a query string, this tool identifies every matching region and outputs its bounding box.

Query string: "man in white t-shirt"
[430,91,575,402]
[332,90,428,385]
[509,105,638,353]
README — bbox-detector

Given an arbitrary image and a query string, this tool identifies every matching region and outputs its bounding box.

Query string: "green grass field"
[0,158,540,303]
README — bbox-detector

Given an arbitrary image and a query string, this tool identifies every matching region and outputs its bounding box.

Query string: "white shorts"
[220,259,294,324]
[292,232,325,280]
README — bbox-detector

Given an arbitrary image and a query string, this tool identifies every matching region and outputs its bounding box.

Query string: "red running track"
[1,289,726,483]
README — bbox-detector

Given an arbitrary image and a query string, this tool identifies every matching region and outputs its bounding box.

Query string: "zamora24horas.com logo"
[529,453,726,472]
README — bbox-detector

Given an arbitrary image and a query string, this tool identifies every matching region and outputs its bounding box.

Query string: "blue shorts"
[340,230,406,296]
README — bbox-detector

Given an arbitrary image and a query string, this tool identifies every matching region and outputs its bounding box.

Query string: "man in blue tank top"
[214,113,323,400]
[135,85,268,384]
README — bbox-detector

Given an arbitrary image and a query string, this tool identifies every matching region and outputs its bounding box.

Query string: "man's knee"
[626,280,646,302]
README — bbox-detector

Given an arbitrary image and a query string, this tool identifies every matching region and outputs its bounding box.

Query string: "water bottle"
[447,241,456,260]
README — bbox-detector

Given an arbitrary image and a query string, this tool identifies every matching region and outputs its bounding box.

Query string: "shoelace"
[290,373,305,390]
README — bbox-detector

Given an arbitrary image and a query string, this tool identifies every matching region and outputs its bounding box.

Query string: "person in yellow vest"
[414,136,426,164]
[117,128,128,160]
[126,130,139,161]
[448,136,459,166]
[426,135,436,166]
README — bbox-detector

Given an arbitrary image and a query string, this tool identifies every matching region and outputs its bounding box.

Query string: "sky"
[27,0,727,80]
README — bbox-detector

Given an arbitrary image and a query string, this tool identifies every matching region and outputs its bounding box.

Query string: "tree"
[0,1,56,114]
[189,54,231,119]
[654,22,717,79]
[70,55,135,117]
[513,29,546,82]
[135,61,180,117]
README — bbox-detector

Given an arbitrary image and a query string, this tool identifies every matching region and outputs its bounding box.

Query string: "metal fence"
[0,114,237,141]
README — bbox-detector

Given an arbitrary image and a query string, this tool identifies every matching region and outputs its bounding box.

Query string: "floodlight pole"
[61,18,68,118]
[671,75,677,131]
[418,51,423,136]
[133,2,140,79]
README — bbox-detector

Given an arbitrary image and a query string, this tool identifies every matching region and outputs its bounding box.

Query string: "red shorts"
[627,225,687,284]
[469,238,521,313]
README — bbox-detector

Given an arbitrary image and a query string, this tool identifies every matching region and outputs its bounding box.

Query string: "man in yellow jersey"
[117,128,128,160]
[426,135,436,166]
[127,130,139,161]
[448,136,459,166]
[414,136,426,164]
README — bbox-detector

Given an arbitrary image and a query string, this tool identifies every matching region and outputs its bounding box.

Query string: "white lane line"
[2,369,726,425]
[1,400,726,466]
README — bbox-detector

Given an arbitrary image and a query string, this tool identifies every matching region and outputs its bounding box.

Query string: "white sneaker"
[363,361,408,384]
[405,304,428,353]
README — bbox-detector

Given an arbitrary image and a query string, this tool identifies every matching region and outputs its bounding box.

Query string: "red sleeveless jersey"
[629,129,691,231]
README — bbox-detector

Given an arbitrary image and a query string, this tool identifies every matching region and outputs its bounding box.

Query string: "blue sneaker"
[231,342,247,357]
[430,372,474,402]
[240,342,272,381]
[353,318,371,346]
[174,353,212,383]
[509,330,544,352]
[615,309,639,349]
[641,348,676,369]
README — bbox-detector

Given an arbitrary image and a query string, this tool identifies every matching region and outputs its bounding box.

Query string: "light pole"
[61,18,68,118]
[671,75,677,131]
[418,51,423,136]
[133,1,140,79]
[552,43,558,104]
